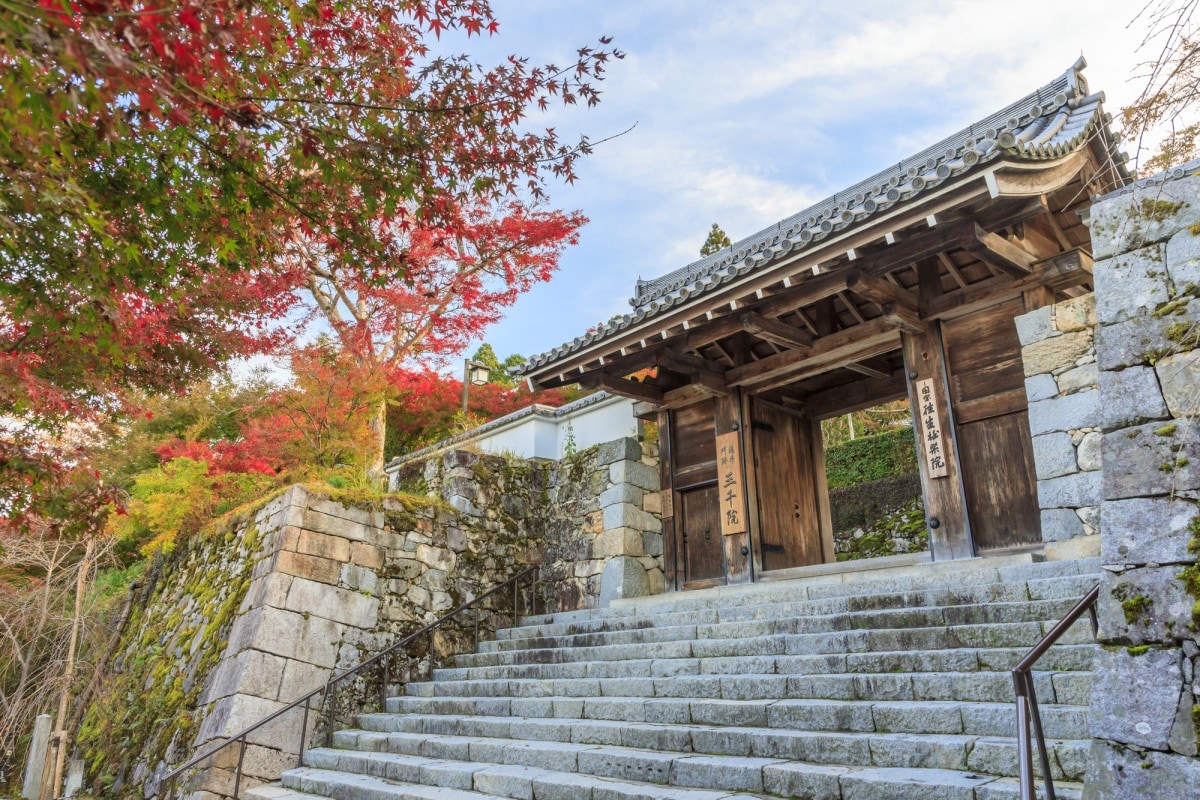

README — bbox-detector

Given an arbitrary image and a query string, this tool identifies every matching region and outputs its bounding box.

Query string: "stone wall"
[830,474,926,561]
[396,437,664,612]
[1082,162,1200,797]
[1015,294,1102,547]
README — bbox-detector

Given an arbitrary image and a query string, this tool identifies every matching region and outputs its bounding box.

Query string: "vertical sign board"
[915,378,949,479]
[716,431,748,536]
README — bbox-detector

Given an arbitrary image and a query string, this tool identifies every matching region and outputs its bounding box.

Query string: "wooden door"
[679,485,724,586]
[940,300,1041,552]
[669,400,725,588]
[750,402,824,571]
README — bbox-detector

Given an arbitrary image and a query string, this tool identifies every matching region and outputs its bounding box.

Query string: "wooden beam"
[966,223,1036,277]
[738,312,814,350]
[1038,196,1073,249]
[838,292,866,324]
[805,369,908,419]
[937,252,968,289]
[846,271,918,310]
[588,373,664,404]
[845,361,890,379]
[878,302,924,333]
[657,349,732,396]
[726,316,902,390]
[922,248,1092,321]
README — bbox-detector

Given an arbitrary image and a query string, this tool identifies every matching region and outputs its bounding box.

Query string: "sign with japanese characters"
[915,379,949,479]
[715,431,748,535]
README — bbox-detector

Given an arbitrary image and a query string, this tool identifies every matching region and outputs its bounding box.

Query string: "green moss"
[1120,595,1154,624]
[1140,198,1185,222]
[77,504,269,793]
[1180,515,1200,628]
[1157,424,1179,437]
[1126,645,1151,656]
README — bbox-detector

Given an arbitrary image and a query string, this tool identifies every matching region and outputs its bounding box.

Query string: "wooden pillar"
[657,409,678,592]
[715,392,753,584]
[809,418,836,563]
[901,324,974,560]
[740,393,765,576]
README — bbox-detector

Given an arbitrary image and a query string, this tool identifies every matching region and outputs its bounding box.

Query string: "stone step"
[397,668,1090,707]
[276,762,1085,800]
[520,559,1100,629]
[333,722,1089,783]
[455,620,1097,669]
[383,693,1089,739]
[478,599,1083,654]
[433,644,1094,684]
[499,575,1100,643]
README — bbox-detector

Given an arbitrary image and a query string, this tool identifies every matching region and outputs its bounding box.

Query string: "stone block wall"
[1015,294,1102,545]
[1082,162,1200,798]
[399,437,664,612]
[84,447,661,800]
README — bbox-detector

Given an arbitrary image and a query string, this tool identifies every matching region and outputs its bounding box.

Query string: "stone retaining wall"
[395,438,664,611]
[1083,161,1200,797]
[1015,294,1102,546]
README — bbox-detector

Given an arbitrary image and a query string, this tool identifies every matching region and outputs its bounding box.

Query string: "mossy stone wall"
[1083,160,1200,797]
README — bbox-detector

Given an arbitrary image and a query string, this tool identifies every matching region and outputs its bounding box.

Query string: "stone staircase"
[249,555,1100,800]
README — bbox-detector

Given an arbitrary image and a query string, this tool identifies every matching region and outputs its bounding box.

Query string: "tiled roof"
[514,57,1128,378]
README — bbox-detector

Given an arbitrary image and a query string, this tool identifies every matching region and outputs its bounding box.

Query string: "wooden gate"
[750,401,825,572]
[668,400,726,588]
[940,300,1042,552]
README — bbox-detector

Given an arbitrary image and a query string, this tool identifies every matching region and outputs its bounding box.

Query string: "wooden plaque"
[915,378,950,478]
[716,431,748,535]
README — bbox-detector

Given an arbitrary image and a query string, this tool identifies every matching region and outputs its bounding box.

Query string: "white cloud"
[466,0,1159,362]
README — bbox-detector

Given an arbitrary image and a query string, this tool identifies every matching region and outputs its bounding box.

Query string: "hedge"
[824,425,918,489]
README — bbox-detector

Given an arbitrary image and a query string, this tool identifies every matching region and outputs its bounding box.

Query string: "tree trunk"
[367,398,388,486]
[49,536,93,799]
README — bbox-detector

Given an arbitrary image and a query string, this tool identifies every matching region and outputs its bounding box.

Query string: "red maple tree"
[3,0,621,507]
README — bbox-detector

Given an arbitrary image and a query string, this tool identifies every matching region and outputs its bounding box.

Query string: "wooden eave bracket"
[738,312,814,351]
[845,271,918,311]
[965,222,1036,277]
[658,349,732,396]
[582,372,664,404]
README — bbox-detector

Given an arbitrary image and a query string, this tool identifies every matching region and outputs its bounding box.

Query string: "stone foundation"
[397,437,664,612]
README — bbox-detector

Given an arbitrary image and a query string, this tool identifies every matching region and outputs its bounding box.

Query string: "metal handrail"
[1012,582,1099,800]
[162,565,542,799]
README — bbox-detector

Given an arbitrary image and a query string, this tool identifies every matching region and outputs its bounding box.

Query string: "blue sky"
[458,1,1152,368]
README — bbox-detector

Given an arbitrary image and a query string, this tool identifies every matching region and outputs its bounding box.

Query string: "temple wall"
[1081,161,1200,798]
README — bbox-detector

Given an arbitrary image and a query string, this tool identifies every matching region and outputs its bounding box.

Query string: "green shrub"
[825,426,918,489]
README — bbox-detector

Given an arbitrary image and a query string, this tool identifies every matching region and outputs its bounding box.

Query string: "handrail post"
[379,652,389,711]
[233,736,246,800]
[300,696,311,764]
[1011,583,1099,800]
[1025,672,1057,800]
[1016,695,1034,800]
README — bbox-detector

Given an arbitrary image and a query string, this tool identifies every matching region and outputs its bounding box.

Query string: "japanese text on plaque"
[915,379,949,478]
[715,431,747,535]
